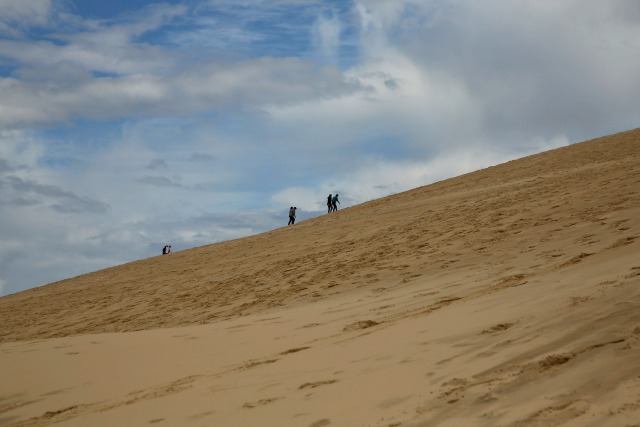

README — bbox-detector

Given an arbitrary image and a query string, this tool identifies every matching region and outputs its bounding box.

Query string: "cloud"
[312,9,342,64]
[136,176,183,188]
[0,57,361,128]
[0,173,110,214]
[13,60,94,86]
[0,2,362,129]
[0,157,18,173]
[189,153,215,162]
[146,159,168,170]
[377,0,640,140]
[184,0,331,56]
[0,3,188,75]
[0,0,52,35]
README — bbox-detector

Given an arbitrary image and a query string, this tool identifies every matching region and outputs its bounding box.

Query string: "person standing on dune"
[332,194,340,212]
[327,194,333,213]
[288,206,297,225]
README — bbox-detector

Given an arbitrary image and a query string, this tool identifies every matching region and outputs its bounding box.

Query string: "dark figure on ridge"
[288,206,297,225]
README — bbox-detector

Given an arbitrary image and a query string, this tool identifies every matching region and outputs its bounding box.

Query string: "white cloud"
[380,0,640,140]
[0,56,359,128]
[0,3,187,75]
[312,10,342,64]
[264,50,480,158]
[0,0,52,35]
[0,129,45,166]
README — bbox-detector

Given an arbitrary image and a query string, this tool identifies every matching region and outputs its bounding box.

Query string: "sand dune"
[1,128,640,426]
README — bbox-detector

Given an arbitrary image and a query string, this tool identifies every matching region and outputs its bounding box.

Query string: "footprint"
[242,397,283,408]
[189,411,215,420]
[608,236,639,249]
[280,347,311,355]
[370,304,395,312]
[40,388,71,397]
[538,353,573,370]
[343,320,379,332]
[236,359,279,371]
[556,253,593,269]
[625,268,640,279]
[481,323,513,334]
[567,296,592,306]
[298,380,338,390]
[301,323,321,328]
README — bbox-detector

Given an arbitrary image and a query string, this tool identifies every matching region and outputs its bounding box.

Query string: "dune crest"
[1,128,640,426]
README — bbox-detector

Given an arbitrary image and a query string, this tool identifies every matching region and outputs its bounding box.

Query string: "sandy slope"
[1,128,640,426]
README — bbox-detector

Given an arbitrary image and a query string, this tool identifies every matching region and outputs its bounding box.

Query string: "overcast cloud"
[1,0,639,295]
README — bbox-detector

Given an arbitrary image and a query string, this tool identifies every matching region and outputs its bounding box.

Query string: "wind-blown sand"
[1,129,640,426]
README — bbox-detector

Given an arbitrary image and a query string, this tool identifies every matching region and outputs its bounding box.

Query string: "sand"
[1,128,640,426]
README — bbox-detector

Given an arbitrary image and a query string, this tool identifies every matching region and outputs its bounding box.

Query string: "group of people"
[161,193,341,253]
[327,193,340,213]
[288,194,340,225]
[160,195,339,248]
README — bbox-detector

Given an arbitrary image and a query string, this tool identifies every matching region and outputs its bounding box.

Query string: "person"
[327,194,333,213]
[162,245,169,255]
[288,206,297,225]
[332,194,340,212]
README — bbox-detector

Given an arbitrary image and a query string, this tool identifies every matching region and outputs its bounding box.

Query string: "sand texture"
[1,128,640,426]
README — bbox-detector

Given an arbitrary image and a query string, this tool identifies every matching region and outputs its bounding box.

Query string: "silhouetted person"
[162,245,171,255]
[327,194,333,213]
[288,206,297,225]
[332,194,340,212]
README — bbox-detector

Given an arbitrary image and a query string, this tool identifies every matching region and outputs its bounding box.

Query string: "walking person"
[332,194,340,212]
[327,194,333,213]
[288,206,297,225]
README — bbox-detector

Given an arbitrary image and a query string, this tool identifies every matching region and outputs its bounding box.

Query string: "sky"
[1,0,640,296]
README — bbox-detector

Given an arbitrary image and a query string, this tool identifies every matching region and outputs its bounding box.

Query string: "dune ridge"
[1,128,640,426]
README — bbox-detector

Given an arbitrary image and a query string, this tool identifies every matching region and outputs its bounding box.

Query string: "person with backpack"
[288,206,297,225]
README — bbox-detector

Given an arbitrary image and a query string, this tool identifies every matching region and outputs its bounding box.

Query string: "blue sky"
[1,0,640,295]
